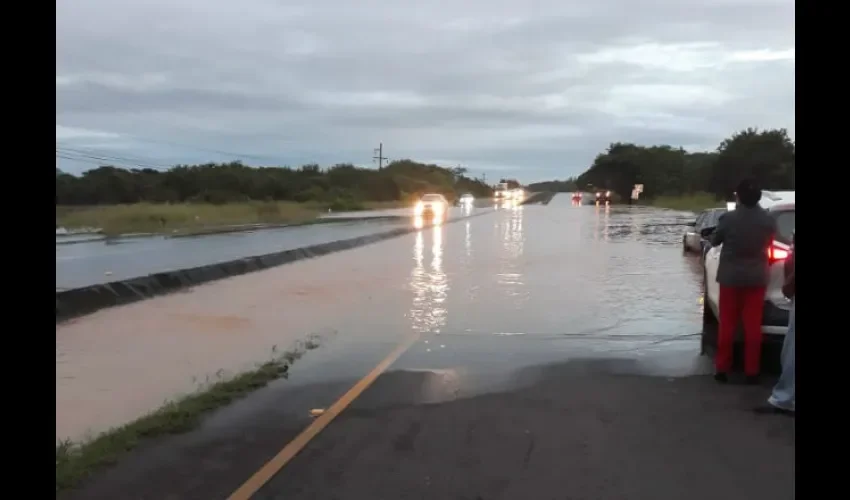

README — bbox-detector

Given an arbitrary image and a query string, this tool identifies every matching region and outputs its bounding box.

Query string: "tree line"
[55,160,494,207]
[573,128,795,201]
[526,179,578,192]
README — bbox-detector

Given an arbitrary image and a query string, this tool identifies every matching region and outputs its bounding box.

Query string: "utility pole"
[373,143,388,170]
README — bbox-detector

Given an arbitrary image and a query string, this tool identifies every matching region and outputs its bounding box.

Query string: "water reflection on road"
[410,221,448,335]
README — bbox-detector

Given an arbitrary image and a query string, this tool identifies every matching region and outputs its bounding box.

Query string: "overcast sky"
[56,0,795,182]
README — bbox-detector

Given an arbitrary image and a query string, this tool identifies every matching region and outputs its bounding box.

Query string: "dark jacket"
[711,205,777,287]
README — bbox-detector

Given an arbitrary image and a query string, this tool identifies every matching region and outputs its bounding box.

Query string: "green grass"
[647,192,723,212]
[55,337,322,495]
[56,200,409,236]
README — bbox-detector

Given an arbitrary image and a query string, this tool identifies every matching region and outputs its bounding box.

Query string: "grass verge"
[647,192,722,212]
[56,201,409,236]
[55,336,323,495]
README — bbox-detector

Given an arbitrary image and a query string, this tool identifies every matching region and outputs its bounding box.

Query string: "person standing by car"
[711,178,778,384]
[754,232,795,415]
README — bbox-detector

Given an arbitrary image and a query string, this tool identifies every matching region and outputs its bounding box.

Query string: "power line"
[57,130,300,165]
[56,146,173,170]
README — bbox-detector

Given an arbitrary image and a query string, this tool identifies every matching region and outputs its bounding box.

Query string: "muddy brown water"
[56,197,703,442]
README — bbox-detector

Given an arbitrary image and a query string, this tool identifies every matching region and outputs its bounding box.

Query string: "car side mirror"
[700,227,714,238]
[686,221,696,227]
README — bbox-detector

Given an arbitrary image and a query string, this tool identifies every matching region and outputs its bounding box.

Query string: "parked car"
[682,208,726,256]
[700,195,795,354]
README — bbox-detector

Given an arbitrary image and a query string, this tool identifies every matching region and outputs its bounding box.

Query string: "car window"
[422,194,443,201]
[706,211,718,227]
[710,209,727,227]
[694,213,706,229]
[704,209,720,228]
[772,210,795,244]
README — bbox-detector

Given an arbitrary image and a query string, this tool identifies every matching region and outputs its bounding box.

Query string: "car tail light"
[767,241,789,264]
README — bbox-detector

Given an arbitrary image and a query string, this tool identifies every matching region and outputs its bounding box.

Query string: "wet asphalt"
[60,196,794,500]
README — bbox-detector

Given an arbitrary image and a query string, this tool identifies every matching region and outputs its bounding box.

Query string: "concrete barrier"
[56,211,492,323]
[521,192,557,206]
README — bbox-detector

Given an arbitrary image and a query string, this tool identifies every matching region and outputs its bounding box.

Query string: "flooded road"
[57,197,701,441]
[58,197,793,500]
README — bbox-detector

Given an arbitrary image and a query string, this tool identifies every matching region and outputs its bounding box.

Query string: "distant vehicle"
[683,208,726,255]
[414,193,449,217]
[700,193,795,355]
[595,190,612,203]
[571,192,583,203]
[500,178,522,190]
[494,182,524,201]
[459,193,475,205]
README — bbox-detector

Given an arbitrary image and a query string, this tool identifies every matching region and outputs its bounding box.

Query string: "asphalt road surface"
[59,197,794,500]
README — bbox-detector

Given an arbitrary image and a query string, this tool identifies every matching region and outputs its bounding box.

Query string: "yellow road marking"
[227,334,420,500]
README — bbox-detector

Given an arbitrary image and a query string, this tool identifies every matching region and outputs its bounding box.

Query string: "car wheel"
[701,271,718,356]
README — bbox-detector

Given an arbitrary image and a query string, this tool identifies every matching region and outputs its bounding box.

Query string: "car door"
[703,239,722,312]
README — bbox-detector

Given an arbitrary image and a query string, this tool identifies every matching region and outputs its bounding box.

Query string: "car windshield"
[705,209,726,228]
[421,194,443,201]
[773,210,795,244]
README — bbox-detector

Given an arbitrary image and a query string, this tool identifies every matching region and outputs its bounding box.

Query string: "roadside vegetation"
[55,337,322,495]
[56,160,492,234]
[568,128,794,210]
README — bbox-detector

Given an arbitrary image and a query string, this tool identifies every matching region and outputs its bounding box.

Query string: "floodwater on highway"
[56,196,704,441]
[55,206,483,290]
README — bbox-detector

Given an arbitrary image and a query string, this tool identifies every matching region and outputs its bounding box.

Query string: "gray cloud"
[56,0,795,181]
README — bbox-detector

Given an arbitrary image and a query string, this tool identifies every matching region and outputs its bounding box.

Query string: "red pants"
[716,285,766,376]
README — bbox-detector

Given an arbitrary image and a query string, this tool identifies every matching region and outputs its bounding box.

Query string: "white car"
[459,193,475,205]
[414,193,449,217]
[701,192,795,353]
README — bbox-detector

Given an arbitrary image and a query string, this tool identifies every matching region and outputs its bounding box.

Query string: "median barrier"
[520,192,557,205]
[56,213,491,323]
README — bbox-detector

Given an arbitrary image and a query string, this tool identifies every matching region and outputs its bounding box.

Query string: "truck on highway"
[494,179,523,201]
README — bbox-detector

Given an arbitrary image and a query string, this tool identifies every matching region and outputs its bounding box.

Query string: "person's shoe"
[744,375,760,385]
[713,372,728,383]
[753,405,794,417]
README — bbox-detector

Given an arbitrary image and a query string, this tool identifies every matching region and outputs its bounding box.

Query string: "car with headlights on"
[414,193,449,218]
[595,190,612,203]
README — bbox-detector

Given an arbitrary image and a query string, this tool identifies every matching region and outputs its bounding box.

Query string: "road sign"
[631,184,644,200]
